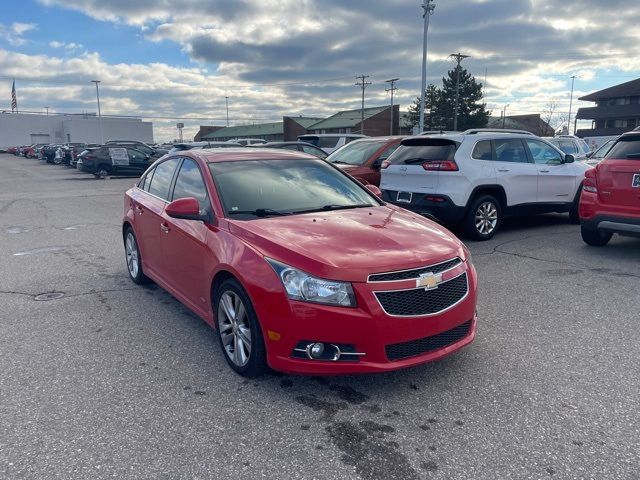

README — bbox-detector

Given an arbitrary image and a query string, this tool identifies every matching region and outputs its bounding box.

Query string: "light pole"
[91,80,104,143]
[419,0,436,133]
[385,78,399,135]
[501,104,510,128]
[44,106,49,116]
[450,53,470,131]
[225,96,229,127]
[567,75,576,135]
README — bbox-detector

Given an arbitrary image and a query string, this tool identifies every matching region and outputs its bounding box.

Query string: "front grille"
[375,272,468,316]
[368,257,461,282]
[385,320,472,361]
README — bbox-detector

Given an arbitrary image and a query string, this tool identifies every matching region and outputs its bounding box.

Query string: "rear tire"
[581,227,612,246]
[214,278,267,378]
[96,165,110,178]
[124,228,150,284]
[464,194,501,241]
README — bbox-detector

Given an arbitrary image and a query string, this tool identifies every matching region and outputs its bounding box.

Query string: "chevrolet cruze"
[122,149,478,377]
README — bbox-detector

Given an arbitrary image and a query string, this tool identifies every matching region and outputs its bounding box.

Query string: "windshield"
[327,140,386,165]
[208,159,379,220]
[592,140,615,158]
[604,135,640,160]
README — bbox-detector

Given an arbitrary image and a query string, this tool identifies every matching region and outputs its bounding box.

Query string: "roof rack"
[418,130,457,135]
[462,128,534,135]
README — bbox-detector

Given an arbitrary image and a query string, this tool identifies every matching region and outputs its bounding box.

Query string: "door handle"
[539,170,550,173]
[497,169,510,172]
[160,222,170,234]
[134,204,144,215]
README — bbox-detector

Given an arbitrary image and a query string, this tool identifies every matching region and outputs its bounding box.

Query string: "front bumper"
[258,261,478,375]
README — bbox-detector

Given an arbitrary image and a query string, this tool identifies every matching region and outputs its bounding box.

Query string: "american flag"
[11,79,17,112]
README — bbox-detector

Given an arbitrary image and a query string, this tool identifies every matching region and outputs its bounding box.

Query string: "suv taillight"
[583,168,597,193]
[422,160,459,171]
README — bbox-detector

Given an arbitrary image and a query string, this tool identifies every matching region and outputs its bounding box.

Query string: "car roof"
[189,147,317,163]
[299,133,368,138]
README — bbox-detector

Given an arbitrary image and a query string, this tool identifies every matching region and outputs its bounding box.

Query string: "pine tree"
[437,66,489,131]
[407,84,442,130]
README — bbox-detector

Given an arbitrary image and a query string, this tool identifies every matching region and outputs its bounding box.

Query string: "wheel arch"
[467,184,507,212]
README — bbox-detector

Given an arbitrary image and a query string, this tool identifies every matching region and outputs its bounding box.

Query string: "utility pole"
[44,106,49,116]
[449,52,470,131]
[502,104,510,128]
[419,0,436,133]
[385,78,399,135]
[91,80,104,143]
[225,96,229,127]
[355,74,371,134]
[567,75,576,135]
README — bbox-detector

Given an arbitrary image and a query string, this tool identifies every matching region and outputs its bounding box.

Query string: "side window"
[302,145,327,159]
[559,140,578,154]
[281,144,299,151]
[525,139,563,165]
[377,144,400,161]
[171,159,209,209]
[147,158,180,200]
[127,148,147,161]
[138,168,154,190]
[493,138,528,163]
[472,140,493,160]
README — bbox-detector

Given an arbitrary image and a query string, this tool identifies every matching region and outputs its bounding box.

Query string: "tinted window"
[281,144,300,151]
[147,158,179,199]
[172,159,208,208]
[472,140,493,160]
[208,159,378,220]
[387,139,457,165]
[127,148,148,161]
[328,140,387,166]
[605,135,640,160]
[494,138,528,163]
[525,139,563,165]
[318,137,340,149]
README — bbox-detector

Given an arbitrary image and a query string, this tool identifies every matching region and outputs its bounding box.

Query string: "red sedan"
[328,136,403,186]
[122,149,477,376]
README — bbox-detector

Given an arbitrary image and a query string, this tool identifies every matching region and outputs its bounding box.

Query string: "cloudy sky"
[2,0,639,141]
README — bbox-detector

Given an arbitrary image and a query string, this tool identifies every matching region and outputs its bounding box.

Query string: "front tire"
[464,194,501,241]
[214,278,267,377]
[569,188,581,224]
[124,228,149,284]
[581,227,612,246]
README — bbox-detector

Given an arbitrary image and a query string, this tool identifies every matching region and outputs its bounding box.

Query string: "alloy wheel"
[475,201,498,235]
[125,232,139,278]
[217,291,252,367]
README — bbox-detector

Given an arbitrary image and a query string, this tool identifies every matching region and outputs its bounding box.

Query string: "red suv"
[580,132,640,246]
[123,149,477,376]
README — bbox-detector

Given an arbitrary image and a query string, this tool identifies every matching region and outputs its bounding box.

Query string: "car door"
[135,158,181,281]
[492,138,538,206]
[524,139,576,204]
[160,157,214,317]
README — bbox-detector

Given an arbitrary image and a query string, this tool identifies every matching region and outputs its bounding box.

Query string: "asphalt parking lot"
[1,153,639,480]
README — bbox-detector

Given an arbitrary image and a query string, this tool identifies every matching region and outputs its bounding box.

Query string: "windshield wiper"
[228,208,290,217]
[330,160,349,164]
[295,203,374,214]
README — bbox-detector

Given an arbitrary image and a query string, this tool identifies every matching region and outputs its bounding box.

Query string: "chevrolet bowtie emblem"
[416,272,443,290]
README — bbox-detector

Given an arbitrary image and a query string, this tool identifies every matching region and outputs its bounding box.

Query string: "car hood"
[228,205,464,282]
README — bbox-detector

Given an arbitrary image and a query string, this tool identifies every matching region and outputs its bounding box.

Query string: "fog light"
[309,342,325,359]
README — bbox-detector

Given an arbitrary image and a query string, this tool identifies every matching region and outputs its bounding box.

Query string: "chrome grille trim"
[367,257,462,283]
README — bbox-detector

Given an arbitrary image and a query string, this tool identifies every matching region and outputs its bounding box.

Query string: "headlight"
[266,258,356,307]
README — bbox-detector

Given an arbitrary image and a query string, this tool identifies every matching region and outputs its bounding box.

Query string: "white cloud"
[49,40,84,51]
[0,22,37,46]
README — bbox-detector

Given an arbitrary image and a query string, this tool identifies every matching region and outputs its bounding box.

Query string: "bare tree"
[541,99,559,134]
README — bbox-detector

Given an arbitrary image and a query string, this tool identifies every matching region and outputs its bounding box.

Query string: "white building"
[0,112,153,148]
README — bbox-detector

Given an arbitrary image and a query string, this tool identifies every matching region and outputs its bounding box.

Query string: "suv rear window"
[605,135,640,160]
[388,139,457,165]
[300,136,339,149]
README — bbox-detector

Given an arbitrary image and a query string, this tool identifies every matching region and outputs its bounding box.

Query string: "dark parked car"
[78,144,158,177]
[105,140,168,157]
[247,141,328,159]
[169,141,242,153]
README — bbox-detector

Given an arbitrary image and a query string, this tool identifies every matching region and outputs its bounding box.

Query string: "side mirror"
[365,184,382,198]
[371,158,382,170]
[165,197,204,221]
[564,154,575,164]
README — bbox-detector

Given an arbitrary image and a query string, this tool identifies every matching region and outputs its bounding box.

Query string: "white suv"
[380,130,591,240]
